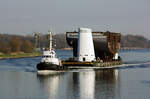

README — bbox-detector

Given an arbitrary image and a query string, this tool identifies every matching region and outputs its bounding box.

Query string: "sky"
[0,0,150,38]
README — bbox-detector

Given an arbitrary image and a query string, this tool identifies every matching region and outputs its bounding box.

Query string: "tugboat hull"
[37,62,64,70]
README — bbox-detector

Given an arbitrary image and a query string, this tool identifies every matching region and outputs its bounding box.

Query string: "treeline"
[0,34,34,54]
[39,34,150,49]
[0,34,69,54]
[0,33,150,54]
[121,34,150,48]
[38,34,69,49]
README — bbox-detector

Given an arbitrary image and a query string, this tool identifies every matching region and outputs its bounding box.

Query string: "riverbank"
[121,47,145,50]
[0,52,42,59]
[58,48,73,50]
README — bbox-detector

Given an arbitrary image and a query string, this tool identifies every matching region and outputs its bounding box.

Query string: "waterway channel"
[0,49,150,99]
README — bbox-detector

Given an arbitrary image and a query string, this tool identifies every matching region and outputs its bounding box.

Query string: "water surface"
[0,49,150,99]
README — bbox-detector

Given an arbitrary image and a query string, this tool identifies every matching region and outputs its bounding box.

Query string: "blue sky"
[0,0,150,38]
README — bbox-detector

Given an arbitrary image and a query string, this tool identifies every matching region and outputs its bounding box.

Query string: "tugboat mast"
[48,30,52,51]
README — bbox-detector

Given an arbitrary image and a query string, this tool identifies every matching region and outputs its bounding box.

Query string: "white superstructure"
[41,31,61,66]
[77,28,95,62]
[41,50,60,65]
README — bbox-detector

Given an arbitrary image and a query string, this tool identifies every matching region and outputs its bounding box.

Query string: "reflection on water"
[37,74,61,99]
[37,73,73,99]
[78,71,95,99]
[95,70,120,99]
[36,69,119,99]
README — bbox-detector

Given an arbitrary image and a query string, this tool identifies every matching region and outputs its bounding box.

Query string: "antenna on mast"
[48,26,52,51]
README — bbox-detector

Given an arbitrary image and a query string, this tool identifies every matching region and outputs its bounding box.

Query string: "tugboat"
[36,30,63,74]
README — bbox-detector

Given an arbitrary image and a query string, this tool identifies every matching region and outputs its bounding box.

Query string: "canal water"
[0,49,150,99]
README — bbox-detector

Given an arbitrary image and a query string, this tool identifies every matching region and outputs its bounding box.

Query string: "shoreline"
[0,49,72,60]
[0,52,42,60]
[120,47,146,50]
[0,56,41,60]
[0,48,148,60]
[57,48,73,50]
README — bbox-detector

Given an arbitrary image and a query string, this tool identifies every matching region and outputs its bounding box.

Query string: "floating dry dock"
[62,28,122,68]
[66,30,121,60]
